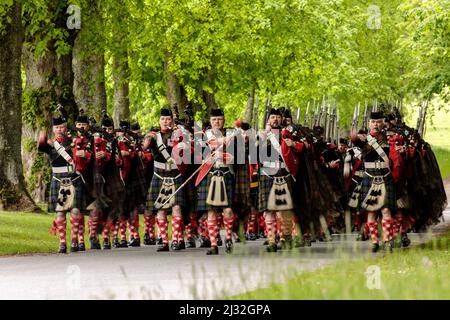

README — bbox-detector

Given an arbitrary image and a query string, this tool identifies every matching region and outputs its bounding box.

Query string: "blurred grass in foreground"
[230,232,449,300]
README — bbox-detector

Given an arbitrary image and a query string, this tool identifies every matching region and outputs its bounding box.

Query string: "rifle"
[328,101,336,143]
[362,100,368,131]
[263,93,271,129]
[416,102,424,132]
[323,97,330,136]
[310,99,316,128]
[303,101,310,127]
[335,109,340,145]
[253,94,259,131]
[316,95,325,127]
[296,106,301,125]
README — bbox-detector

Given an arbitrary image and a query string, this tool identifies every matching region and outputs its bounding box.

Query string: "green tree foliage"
[2,0,448,130]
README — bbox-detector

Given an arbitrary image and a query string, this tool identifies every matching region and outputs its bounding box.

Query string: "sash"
[53,140,74,173]
[366,135,389,167]
[266,131,296,181]
[156,133,175,163]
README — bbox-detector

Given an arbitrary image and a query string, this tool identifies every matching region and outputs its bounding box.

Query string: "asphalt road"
[0,227,445,300]
[0,181,448,300]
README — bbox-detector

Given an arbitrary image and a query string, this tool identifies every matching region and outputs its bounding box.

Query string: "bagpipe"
[68,127,92,176]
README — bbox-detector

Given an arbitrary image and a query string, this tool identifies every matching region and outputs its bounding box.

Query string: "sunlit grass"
[230,233,450,300]
[0,211,172,256]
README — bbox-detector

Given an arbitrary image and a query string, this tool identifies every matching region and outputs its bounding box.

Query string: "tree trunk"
[21,1,78,204]
[0,1,37,211]
[201,71,218,116]
[244,87,255,123]
[72,2,107,120]
[112,52,130,125]
[164,50,188,116]
[73,40,107,118]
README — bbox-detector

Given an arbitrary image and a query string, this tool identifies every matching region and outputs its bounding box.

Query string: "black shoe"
[329,227,340,235]
[157,237,163,245]
[371,243,380,253]
[118,240,128,248]
[266,243,278,252]
[401,235,411,248]
[171,241,180,251]
[113,239,120,248]
[143,234,151,245]
[352,225,359,233]
[217,236,223,246]
[225,239,233,253]
[200,237,211,248]
[103,239,111,250]
[263,239,269,245]
[78,242,86,251]
[179,240,186,250]
[57,244,67,254]
[248,233,257,241]
[129,238,140,247]
[206,246,219,255]
[186,237,196,248]
[383,240,394,253]
[305,238,312,247]
[281,239,293,250]
[157,243,169,252]
[294,237,304,247]
[70,241,79,253]
[143,234,156,245]
[90,238,101,250]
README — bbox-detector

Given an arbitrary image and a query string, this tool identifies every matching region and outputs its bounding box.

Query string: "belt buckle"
[374,161,381,170]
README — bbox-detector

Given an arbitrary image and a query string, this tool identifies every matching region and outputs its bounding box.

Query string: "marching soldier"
[39,107,91,253]
[96,114,125,249]
[257,108,304,252]
[145,108,189,251]
[351,111,401,252]
[196,108,238,255]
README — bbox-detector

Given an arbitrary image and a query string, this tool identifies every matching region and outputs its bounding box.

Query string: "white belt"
[364,161,388,169]
[52,166,71,174]
[153,172,181,180]
[262,161,286,169]
[154,161,178,171]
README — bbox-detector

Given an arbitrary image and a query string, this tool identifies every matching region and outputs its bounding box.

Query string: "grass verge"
[0,211,173,256]
[230,232,450,300]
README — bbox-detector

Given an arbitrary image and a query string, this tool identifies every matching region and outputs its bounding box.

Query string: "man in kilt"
[351,111,402,252]
[257,108,303,252]
[96,115,125,249]
[124,121,148,247]
[73,110,98,251]
[145,108,188,252]
[113,120,135,248]
[196,108,237,255]
[38,109,91,253]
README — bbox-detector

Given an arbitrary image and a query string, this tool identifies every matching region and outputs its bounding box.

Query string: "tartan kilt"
[196,171,234,212]
[146,168,185,213]
[233,165,252,210]
[184,179,197,213]
[48,173,86,213]
[258,174,295,213]
[124,164,148,213]
[359,171,396,213]
[103,164,125,221]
